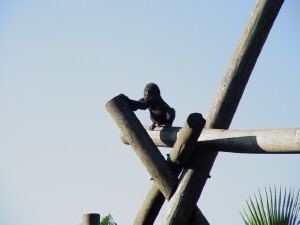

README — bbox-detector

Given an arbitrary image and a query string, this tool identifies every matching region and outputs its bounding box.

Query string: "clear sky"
[0,1,299,225]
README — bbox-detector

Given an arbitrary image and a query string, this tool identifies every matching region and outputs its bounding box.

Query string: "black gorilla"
[120,83,175,130]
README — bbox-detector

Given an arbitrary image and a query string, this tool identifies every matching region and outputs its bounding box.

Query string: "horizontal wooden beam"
[121,127,300,154]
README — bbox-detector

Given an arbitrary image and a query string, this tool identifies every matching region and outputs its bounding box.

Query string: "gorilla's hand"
[118,93,130,102]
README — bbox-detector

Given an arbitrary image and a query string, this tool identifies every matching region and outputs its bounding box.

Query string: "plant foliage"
[100,214,117,225]
[241,187,300,225]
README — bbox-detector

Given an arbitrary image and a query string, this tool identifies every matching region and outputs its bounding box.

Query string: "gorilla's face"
[144,88,154,100]
[144,83,160,100]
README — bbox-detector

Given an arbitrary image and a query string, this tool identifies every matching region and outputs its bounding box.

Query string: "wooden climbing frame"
[106,0,297,224]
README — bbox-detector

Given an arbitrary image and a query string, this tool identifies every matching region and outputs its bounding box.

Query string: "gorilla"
[120,83,175,130]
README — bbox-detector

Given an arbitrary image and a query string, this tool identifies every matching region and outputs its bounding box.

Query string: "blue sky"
[0,1,299,224]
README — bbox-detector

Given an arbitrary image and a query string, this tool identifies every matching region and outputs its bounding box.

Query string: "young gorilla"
[120,83,175,130]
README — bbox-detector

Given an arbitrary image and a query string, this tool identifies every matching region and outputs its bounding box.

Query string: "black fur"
[120,83,175,130]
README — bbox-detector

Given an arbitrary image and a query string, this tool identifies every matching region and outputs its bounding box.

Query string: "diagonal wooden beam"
[105,96,177,199]
[121,127,300,154]
[162,0,285,224]
[134,113,208,225]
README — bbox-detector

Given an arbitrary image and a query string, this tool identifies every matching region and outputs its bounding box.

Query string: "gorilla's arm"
[129,98,149,111]
[118,94,149,111]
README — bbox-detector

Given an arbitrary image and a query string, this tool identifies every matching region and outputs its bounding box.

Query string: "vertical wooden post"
[82,214,100,225]
[162,0,285,224]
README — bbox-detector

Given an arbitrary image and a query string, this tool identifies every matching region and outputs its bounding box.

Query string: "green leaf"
[241,187,300,225]
[100,214,117,225]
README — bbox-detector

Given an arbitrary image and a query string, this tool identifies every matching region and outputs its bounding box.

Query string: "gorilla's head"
[144,83,160,100]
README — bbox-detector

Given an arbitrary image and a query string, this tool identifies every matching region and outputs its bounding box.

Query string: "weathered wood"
[82,214,100,225]
[198,128,300,153]
[134,185,165,225]
[162,0,285,224]
[105,96,177,199]
[170,113,206,165]
[121,126,178,147]
[106,97,209,224]
[122,128,300,154]
[134,113,208,225]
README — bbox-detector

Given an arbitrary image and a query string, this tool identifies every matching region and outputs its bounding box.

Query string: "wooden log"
[105,96,177,199]
[122,128,300,154]
[121,126,179,147]
[134,185,165,225]
[134,113,208,225]
[198,128,300,153]
[162,0,285,224]
[170,113,206,165]
[82,214,100,225]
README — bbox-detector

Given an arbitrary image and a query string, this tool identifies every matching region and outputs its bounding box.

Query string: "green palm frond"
[241,187,300,225]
